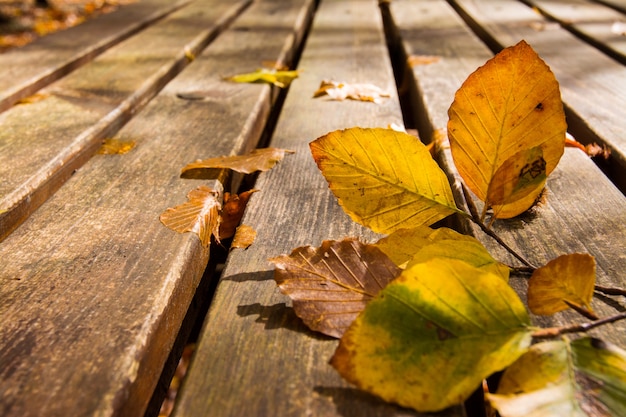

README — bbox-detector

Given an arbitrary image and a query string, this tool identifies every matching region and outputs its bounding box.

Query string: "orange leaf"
[159,186,221,247]
[270,239,401,338]
[231,224,256,250]
[97,138,136,155]
[219,190,258,240]
[181,148,294,177]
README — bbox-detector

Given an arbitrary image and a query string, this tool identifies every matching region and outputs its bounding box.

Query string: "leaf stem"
[594,285,626,297]
[461,183,535,269]
[532,311,626,339]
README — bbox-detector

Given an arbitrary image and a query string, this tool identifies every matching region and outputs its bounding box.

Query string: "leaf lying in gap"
[97,138,136,155]
[528,253,596,316]
[16,92,50,105]
[566,137,611,159]
[448,40,566,219]
[224,69,299,88]
[408,55,441,66]
[219,190,258,240]
[270,238,401,338]
[331,258,532,412]
[231,224,256,250]
[159,185,221,247]
[310,127,460,234]
[488,338,626,417]
[182,148,295,177]
[313,80,390,103]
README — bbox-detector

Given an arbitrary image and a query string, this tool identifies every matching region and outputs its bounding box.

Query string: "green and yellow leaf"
[331,258,532,412]
[488,338,626,417]
[224,68,299,88]
[448,40,566,219]
[528,253,596,316]
[310,127,460,234]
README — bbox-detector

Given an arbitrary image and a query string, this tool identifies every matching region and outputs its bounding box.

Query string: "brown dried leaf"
[181,148,295,176]
[97,138,136,155]
[270,238,401,338]
[16,92,50,105]
[219,190,258,240]
[408,55,441,67]
[313,80,390,103]
[231,224,256,250]
[159,186,221,247]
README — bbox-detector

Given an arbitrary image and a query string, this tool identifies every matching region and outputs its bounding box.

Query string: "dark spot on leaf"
[535,102,543,111]
[591,338,608,350]
[437,327,456,341]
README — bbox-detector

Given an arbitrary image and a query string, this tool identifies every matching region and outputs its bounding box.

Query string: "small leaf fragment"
[231,224,256,250]
[310,127,460,234]
[97,138,136,155]
[408,55,441,67]
[182,148,295,176]
[313,80,390,103]
[219,190,258,240]
[528,253,596,316]
[270,239,401,338]
[160,186,221,247]
[331,258,532,412]
[225,68,299,88]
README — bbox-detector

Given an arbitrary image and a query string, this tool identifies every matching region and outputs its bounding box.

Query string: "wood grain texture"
[450,0,626,192]
[0,0,189,113]
[526,0,626,63]
[173,1,465,416]
[389,0,626,346]
[0,0,313,415]
[0,0,249,242]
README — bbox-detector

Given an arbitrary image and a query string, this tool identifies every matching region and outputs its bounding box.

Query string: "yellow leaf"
[97,138,136,155]
[528,253,596,316]
[224,69,299,88]
[448,40,566,219]
[159,186,221,247]
[331,259,532,412]
[182,148,294,177]
[310,127,460,234]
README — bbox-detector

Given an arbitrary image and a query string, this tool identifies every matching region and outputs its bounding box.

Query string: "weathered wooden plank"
[0,0,314,416]
[526,0,626,63]
[173,1,465,416]
[0,0,249,242]
[0,0,188,113]
[594,0,626,14]
[450,0,626,192]
[388,0,626,347]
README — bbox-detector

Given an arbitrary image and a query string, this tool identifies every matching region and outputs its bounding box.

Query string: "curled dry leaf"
[159,185,221,247]
[565,137,611,159]
[97,138,136,155]
[313,80,390,103]
[528,253,596,316]
[182,148,295,177]
[219,190,258,240]
[224,69,299,88]
[270,238,401,338]
[231,224,256,250]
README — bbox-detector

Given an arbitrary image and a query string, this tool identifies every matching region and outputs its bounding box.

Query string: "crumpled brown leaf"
[181,148,295,177]
[313,80,390,103]
[219,190,258,240]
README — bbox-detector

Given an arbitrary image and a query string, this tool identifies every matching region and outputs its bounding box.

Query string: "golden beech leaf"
[448,40,566,219]
[224,69,299,88]
[528,253,596,316]
[97,138,136,155]
[159,186,221,247]
[270,239,401,338]
[181,148,295,177]
[230,224,256,250]
[313,80,390,103]
[219,190,258,240]
[310,127,460,234]
[331,259,532,412]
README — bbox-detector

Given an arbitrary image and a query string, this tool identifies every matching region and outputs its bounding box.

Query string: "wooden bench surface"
[0,0,314,415]
[0,0,625,416]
